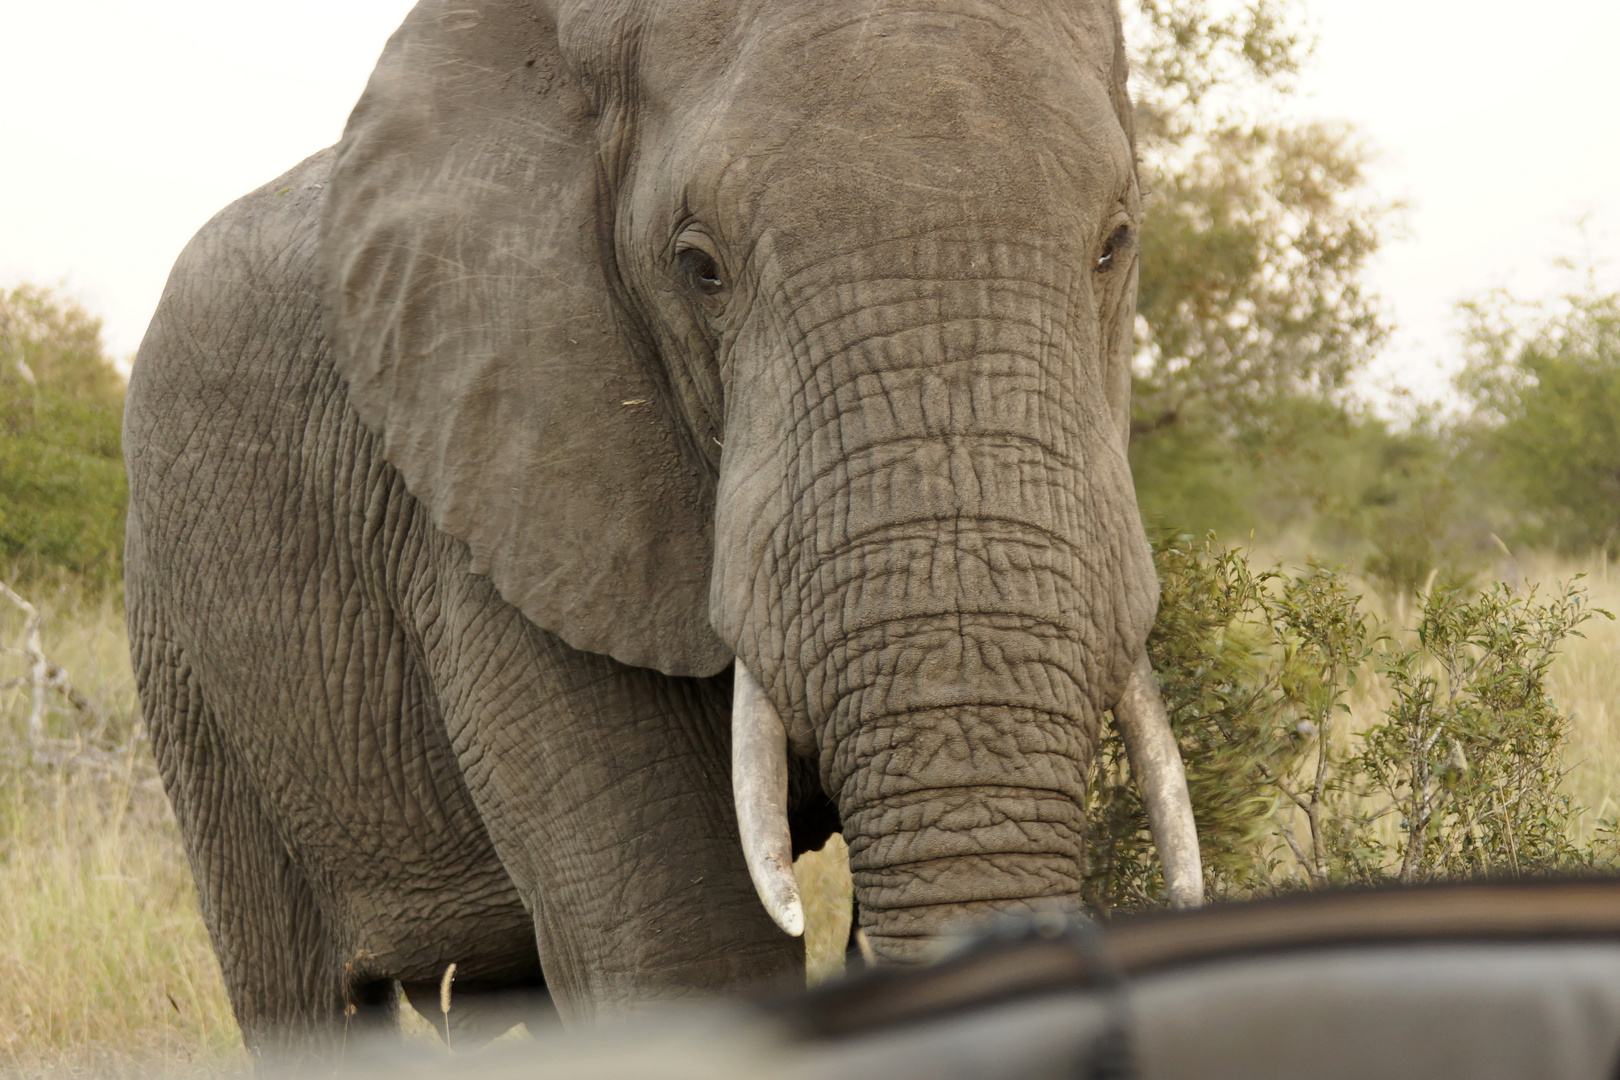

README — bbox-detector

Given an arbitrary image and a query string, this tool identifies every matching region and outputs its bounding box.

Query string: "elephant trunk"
[838,750,1094,963]
[714,236,1191,954]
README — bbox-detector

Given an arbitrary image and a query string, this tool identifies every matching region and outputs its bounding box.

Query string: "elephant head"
[321,0,1199,964]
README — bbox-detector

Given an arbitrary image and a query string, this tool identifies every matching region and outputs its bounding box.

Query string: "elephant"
[123,0,1201,1058]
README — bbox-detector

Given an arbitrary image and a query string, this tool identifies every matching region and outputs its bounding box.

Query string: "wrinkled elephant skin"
[123,0,1198,1056]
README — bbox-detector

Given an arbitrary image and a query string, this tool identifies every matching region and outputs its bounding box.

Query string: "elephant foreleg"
[417,563,802,1018]
[134,620,392,1060]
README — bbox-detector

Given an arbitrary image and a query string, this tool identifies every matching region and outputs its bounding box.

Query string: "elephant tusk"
[731,660,805,937]
[1113,651,1204,909]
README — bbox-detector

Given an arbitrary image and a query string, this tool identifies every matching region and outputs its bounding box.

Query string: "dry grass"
[0,558,1614,1068]
[0,765,244,1078]
[1532,558,1620,837]
[794,835,853,984]
[0,588,242,1079]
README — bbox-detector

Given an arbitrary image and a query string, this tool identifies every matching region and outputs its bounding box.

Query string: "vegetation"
[1085,537,1367,907]
[1084,536,1614,913]
[1360,581,1599,882]
[1124,1,1620,599]
[1457,273,1620,558]
[0,285,126,589]
[0,588,240,1078]
[0,292,220,1075]
[4,553,1617,1070]
[1124,0,1398,539]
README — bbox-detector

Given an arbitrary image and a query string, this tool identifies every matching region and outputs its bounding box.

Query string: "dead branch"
[0,580,103,752]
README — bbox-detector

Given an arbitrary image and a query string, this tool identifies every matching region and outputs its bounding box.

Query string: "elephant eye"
[680,248,725,295]
[1096,224,1133,273]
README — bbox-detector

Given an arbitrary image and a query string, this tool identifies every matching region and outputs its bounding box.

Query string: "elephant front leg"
[436,621,801,1019]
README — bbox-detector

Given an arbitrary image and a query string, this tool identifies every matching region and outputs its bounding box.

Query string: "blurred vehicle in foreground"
[327,878,1620,1080]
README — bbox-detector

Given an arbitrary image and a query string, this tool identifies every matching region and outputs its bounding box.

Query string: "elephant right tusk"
[1113,651,1204,909]
[731,660,805,937]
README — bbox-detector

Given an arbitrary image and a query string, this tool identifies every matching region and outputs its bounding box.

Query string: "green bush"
[0,285,126,588]
[1458,277,1620,558]
[1358,582,1602,881]
[1086,534,1610,912]
[1124,0,1401,560]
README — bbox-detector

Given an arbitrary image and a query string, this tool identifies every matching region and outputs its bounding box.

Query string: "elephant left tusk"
[1113,651,1204,909]
[732,660,805,937]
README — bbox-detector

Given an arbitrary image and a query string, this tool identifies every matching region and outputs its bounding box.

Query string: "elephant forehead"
[731,79,1122,245]
[624,0,1131,183]
[625,0,1122,82]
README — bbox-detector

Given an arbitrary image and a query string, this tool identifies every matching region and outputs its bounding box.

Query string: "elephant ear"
[320,0,728,677]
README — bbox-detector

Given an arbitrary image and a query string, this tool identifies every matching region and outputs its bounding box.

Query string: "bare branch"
[0,581,102,752]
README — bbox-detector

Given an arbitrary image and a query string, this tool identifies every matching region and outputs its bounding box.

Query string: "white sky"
[0,0,418,360]
[1290,0,1620,408]
[3,0,1618,408]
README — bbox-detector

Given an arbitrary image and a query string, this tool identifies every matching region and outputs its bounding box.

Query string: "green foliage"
[1134,250,1620,601]
[1086,533,1372,910]
[1087,537,1606,912]
[1132,122,1391,437]
[1125,0,1394,448]
[1128,0,1312,138]
[1129,397,1485,600]
[1357,582,1607,882]
[0,285,123,405]
[1086,535,1284,911]
[1457,274,1620,557]
[0,285,127,588]
[1308,413,1486,599]
[1120,0,1403,569]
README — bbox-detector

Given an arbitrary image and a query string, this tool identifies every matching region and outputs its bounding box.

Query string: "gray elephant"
[124,0,1200,1057]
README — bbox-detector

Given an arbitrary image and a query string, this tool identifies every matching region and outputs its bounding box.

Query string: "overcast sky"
[1290,0,1620,406]
[3,1,1618,407]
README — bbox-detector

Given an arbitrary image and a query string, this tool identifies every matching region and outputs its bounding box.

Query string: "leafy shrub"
[1458,276,1620,558]
[0,285,126,588]
[1085,534,1610,912]
[1357,582,1603,881]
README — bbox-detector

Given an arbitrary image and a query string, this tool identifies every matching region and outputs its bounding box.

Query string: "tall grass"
[1539,559,1620,838]
[0,587,240,1078]
[2,559,1616,1062]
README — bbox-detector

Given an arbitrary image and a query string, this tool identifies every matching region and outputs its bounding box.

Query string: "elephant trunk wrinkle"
[824,695,1094,958]
[713,246,1162,960]
[840,777,1090,964]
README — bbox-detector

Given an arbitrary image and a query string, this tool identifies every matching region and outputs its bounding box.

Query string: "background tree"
[0,284,127,587]
[1122,0,1399,541]
[1457,267,1620,558]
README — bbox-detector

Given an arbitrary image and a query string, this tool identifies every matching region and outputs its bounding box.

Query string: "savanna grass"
[0,586,240,1079]
[1535,558,1620,837]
